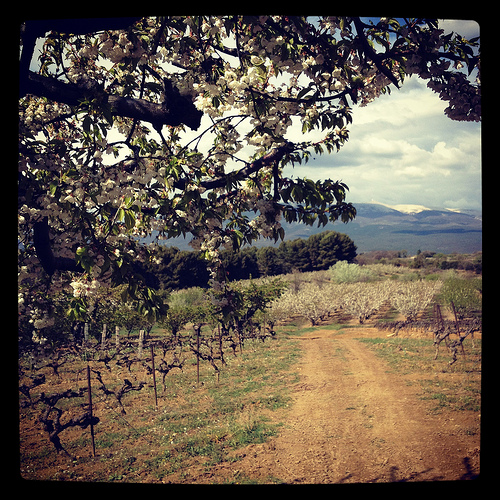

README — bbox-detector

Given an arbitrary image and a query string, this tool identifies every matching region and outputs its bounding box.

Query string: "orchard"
[19,16,480,334]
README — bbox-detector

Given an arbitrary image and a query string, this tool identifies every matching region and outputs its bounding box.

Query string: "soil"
[197,327,481,484]
[19,325,481,484]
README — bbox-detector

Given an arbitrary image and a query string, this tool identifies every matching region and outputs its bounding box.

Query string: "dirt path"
[210,328,480,483]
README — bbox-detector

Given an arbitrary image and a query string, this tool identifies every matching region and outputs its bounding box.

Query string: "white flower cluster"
[390,280,443,321]
[207,277,230,308]
[29,310,55,330]
[99,31,147,65]
[32,331,48,345]
[341,281,395,323]
[247,199,282,239]
[270,281,341,326]
[20,100,72,135]
[69,278,102,298]
[395,27,480,121]
[24,301,55,341]
[191,231,231,261]
[319,16,341,35]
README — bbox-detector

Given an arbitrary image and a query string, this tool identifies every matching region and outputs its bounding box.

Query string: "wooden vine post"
[138,330,145,359]
[450,300,461,332]
[434,303,444,330]
[240,316,247,352]
[450,301,466,358]
[196,326,200,385]
[150,344,158,409]
[218,324,223,360]
[86,364,96,457]
[101,323,107,349]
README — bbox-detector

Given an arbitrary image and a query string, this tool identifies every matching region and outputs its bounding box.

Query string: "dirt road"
[211,328,480,483]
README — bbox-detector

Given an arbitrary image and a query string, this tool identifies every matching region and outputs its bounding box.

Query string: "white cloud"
[284,76,481,211]
[357,136,408,156]
[394,166,428,178]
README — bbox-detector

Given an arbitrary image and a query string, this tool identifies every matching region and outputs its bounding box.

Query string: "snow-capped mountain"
[371,202,432,214]
[279,203,482,254]
[156,203,482,254]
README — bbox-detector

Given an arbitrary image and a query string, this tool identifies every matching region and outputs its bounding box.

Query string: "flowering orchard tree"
[269,278,443,326]
[18,16,480,325]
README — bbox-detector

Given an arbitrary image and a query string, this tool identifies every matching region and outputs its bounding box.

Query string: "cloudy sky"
[283,19,481,212]
[284,75,481,211]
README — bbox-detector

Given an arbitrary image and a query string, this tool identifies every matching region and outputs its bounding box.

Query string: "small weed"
[95,431,126,449]
[108,472,125,481]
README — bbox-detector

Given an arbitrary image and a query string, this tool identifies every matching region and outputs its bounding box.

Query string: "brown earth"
[199,327,480,484]
[19,325,481,484]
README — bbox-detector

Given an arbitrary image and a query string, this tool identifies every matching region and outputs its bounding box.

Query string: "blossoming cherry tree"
[18,16,480,324]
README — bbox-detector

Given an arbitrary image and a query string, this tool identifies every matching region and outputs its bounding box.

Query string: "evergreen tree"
[318,231,357,269]
[256,247,286,276]
[278,238,311,272]
[147,231,356,287]
[171,251,210,289]
[220,247,260,281]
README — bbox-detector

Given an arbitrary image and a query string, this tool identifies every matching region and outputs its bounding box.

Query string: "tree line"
[145,231,357,290]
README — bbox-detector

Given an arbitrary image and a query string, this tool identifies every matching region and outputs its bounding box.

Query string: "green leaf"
[75,246,92,272]
[233,229,244,242]
[297,85,313,100]
[48,180,58,196]
[76,246,87,257]
[124,210,136,230]
[83,114,92,133]
[102,106,114,127]
[144,81,164,93]
[116,207,125,222]
[67,297,87,321]
[98,122,109,138]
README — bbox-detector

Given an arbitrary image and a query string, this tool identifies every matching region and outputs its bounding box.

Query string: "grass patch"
[276,322,345,337]
[357,336,481,414]
[142,334,299,480]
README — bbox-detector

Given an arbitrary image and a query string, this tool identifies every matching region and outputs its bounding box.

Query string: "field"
[19,268,481,483]
[19,326,301,483]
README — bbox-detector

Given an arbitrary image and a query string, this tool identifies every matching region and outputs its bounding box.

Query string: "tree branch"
[353,17,400,89]
[19,18,143,97]
[33,217,83,275]
[31,145,291,275]
[22,71,203,131]
[173,142,295,191]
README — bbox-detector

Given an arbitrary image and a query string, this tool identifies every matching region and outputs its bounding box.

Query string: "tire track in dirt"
[210,328,480,483]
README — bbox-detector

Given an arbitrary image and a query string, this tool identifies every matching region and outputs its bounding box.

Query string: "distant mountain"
[276,203,482,254]
[154,202,482,255]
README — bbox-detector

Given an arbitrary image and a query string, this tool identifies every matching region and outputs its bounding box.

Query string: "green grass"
[275,322,344,337]
[137,334,300,481]
[357,336,481,414]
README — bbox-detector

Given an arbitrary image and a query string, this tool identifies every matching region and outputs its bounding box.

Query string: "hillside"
[154,203,482,254]
[321,203,481,254]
